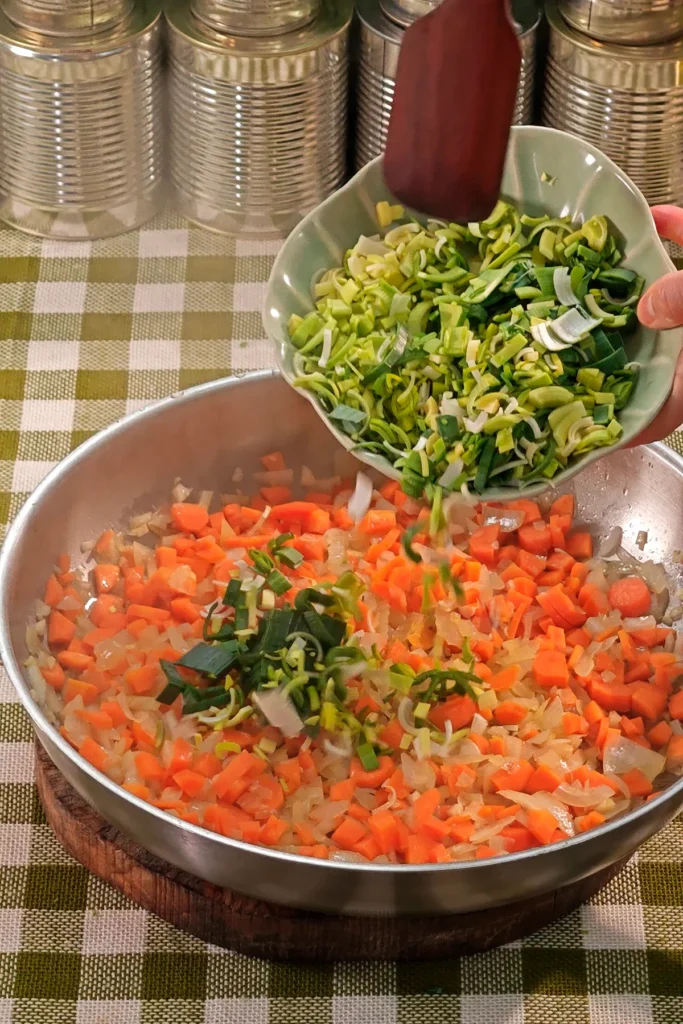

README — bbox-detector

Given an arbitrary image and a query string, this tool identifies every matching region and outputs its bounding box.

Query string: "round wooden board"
[35,739,627,962]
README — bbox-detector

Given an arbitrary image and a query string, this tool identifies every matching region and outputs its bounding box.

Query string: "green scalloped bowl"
[264,125,683,498]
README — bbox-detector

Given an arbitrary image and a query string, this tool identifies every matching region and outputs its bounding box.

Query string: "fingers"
[628,347,683,447]
[651,205,683,246]
[638,271,683,329]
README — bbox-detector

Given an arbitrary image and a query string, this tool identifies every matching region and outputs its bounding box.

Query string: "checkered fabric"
[0,212,682,1024]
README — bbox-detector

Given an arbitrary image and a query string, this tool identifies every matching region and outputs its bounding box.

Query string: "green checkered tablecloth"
[0,212,682,1024]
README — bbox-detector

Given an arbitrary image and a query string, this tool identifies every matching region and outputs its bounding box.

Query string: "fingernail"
[638,291,655,325]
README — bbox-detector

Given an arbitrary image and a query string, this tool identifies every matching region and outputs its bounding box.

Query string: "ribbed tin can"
[166,0,351,239]
[354,0,540,171]
[2,0,132,37]
[190,0,319,37]
[543,0,683,208]
[558,0,683,46]
[0,1,164,239]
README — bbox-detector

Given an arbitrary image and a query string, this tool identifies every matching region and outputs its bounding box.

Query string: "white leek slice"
[464,410,489,433]
[438,458,464,488]
[318,329,333,368]
[553,266,579,306]
[348,471,373,523]
[552,307,602,343]
[354,235,391,257]
[531,321,573,352]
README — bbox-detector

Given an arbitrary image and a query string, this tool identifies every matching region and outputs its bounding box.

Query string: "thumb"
[638,271,683,330]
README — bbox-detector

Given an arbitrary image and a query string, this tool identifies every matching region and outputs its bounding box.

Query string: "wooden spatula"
[383,0,522,224]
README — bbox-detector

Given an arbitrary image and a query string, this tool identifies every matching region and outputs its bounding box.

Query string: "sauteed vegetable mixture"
[27,458,683,864]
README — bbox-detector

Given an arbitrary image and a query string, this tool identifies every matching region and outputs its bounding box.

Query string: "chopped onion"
[598,526,622,558]
[603,734,666,783]
[481,506,524,532]
[554,782,614,808]
[348,471,373,523]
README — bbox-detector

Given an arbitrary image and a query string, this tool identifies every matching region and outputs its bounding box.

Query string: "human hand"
[629,205,683,446]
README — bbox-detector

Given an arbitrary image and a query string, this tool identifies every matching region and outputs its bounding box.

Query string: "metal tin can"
[543,0,683,207]
[2,0,132,37]
[0,1,164,239]
[354,0,540,171]
[558,0,683,46]
[190,0,319,37]
[166,0,351,239]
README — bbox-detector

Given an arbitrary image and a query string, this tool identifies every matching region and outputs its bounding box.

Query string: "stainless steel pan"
[1,371,682,917]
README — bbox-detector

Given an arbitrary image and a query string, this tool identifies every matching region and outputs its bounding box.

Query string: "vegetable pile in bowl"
[266,127,683,501]
[287,202,642,499]
[27,454,683,866]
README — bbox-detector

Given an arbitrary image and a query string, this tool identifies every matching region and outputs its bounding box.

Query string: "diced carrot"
[584,700,605,726]
[608,577,651,618]
[47,610,76,646]
[349,755,394,788]
[648,720,672,748]
[666,734,683,770]
[536,586,587,629]
[41,662,66,691]
[405,834,437,864]
[533,650,569,689]
[213,750,262,800]
[331,817,367,851]
[591,677,634,713]
[578,583,609,617]
[43,575,65,608]
[94,564,121,595]
[428,694,476,732]
[76,709,114,731]
[63,677,98,705]
[358,509,397,536]
[494,700,529,726]
[367,810,401,853]
[124,664,160,695]
[366,529,401,563]
[260,451,286,472]
[170,502,210,535]
[565,531,593,560]
[490,759,534,793]
[620,768,653,797]
[135,751,165,781]
[488,735,507,756]
[484,667,519,696]
[562,712,589,736]
[527,807,560,845]
[170,597,201,623]
[631,684,668,721]
[506,499,541,524]
[261,815,289,846]
[55,650,93,674]
[468,525,500,567]
[79,736,109,771]
[173,769,207,798]
[669,689,683,720]
[501,823,538,852]
[126,604,171,625]
[526,764,562,793]
[274,758,302,793]
[518,522,553,555]
[550,494,574,519]
[123,782,151,801]
[469,732,490,755]
[329,778,356,802]
[237,773,285,817]
[575,811,606,833]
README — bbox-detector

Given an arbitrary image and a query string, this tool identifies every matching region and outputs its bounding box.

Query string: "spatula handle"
[383,0,522,222]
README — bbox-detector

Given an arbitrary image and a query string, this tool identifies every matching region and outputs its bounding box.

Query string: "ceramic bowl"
[264,124,683,499]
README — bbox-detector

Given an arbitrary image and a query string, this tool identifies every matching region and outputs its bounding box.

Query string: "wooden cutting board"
[35,740,627,962]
